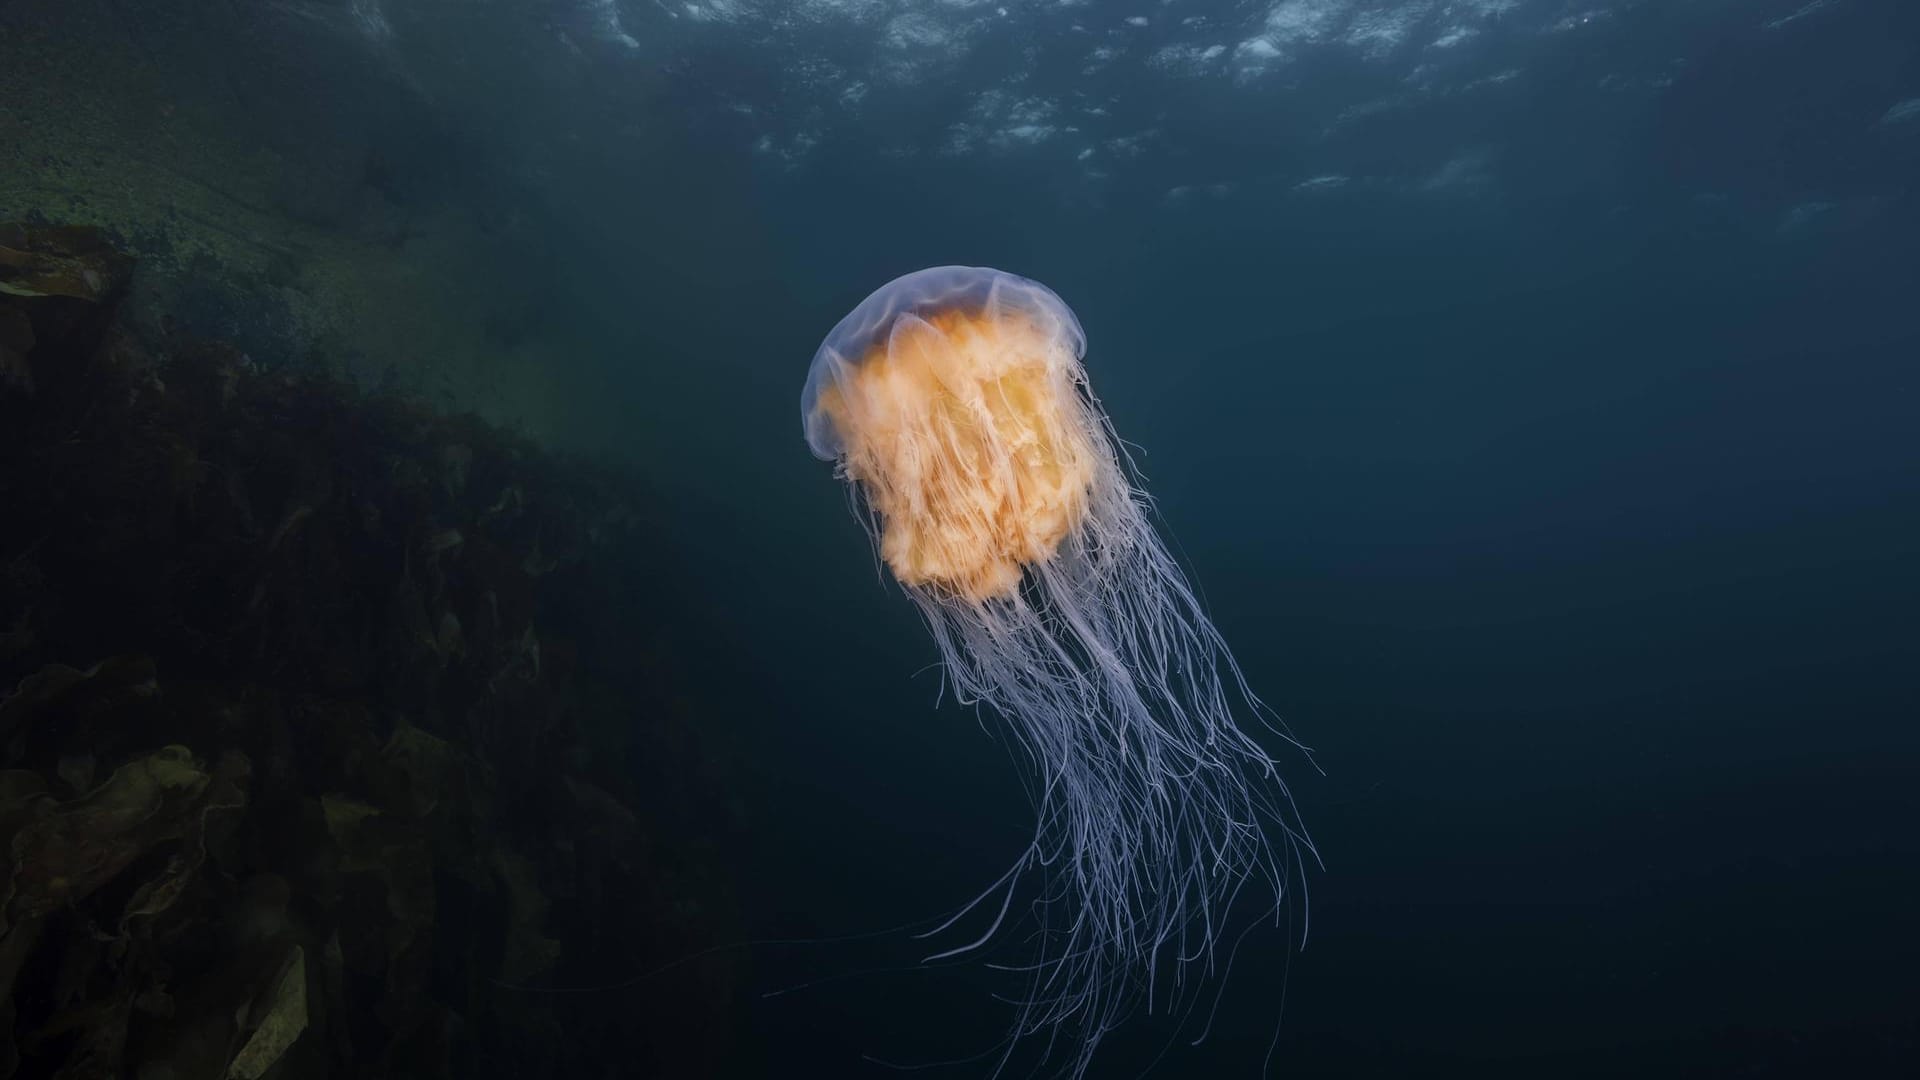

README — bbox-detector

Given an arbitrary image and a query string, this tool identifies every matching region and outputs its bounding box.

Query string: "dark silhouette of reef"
[0,224,746,1079]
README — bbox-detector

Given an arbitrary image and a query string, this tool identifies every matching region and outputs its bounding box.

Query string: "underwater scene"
[1,0,1915,1077]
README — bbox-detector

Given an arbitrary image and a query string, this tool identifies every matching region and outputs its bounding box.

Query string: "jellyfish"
[802,266,1312,1075]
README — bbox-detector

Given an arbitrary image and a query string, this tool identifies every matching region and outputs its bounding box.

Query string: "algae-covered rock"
[0,224,133,302]
[3,745,208,924]
[0,224,747,1078]
[0,304,32,396]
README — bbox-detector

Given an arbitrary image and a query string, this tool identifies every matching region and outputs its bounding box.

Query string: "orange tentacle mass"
[813,307,1098,603]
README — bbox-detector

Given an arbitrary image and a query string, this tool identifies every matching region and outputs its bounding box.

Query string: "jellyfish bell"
[802,265,1311,1075]
[804,267,1096,603]
[801,266,1085,459]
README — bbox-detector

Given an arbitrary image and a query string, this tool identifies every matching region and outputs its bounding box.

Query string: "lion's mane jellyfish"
[802,266,1312,1075]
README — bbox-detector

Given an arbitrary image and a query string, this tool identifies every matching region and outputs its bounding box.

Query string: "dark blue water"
[7,0,1917,1074]
[597,3,1920,1075]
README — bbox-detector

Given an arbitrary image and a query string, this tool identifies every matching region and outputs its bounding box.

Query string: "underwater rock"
[0,224,746,1079]
[0,305,32,396]
[0,224,133,302]
[3,745,209,926]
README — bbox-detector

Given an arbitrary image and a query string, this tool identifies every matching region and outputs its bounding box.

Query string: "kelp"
[226,945,308,1080]
[0,226,746,1078]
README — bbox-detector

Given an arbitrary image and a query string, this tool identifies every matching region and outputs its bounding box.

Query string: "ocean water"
[3,0,1916,1076]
